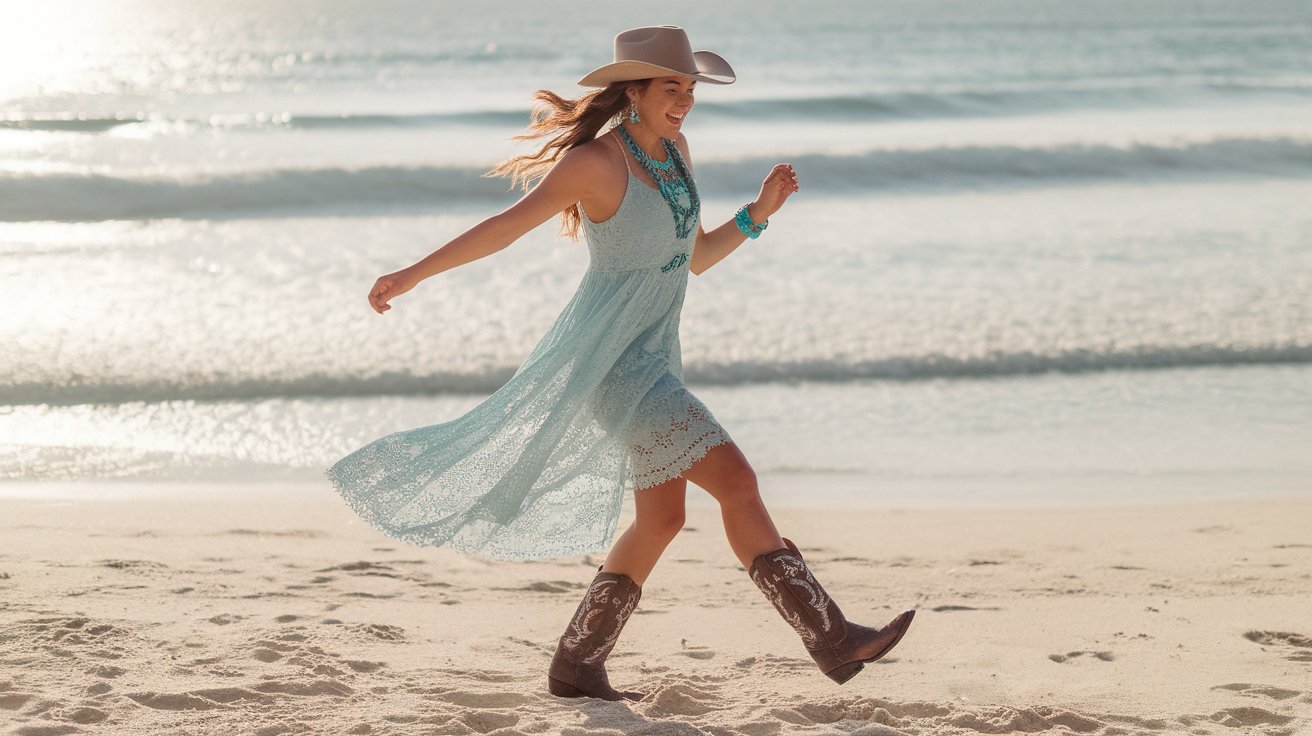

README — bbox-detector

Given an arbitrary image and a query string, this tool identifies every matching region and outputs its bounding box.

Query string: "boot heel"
[548,676,587,698]
[825,660,864,685]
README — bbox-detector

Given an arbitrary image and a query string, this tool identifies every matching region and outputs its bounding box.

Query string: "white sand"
[1,483,1309,736]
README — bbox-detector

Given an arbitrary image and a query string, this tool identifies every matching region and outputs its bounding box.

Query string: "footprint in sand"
[86,664,126,679]
[646,682,720,717]
[99,559,168,571]
[1244,630,1312,662]
[216,528,326,539]
[459,711,520,732]
[1213,683,1302,701]
[2,616,132,665]
[127,690,253,710]
[41,618,118,645]
[0,693,34,711]
[498,580,584,594]
[678,642,715,660]
[315,561,403,578]
[63,706,109,724]
[737,721,784,736]
[847,726,906,736]
[346,623,406,642]
[241,624,390,678]
[734,654,811,671]
[127,680,352,711]
[252,647,283,663]
[1208,706,1295,728]
[433,690,533,708]
[1048,650,1115,663]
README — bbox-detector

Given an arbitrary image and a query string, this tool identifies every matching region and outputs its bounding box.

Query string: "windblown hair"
[484,79,652,242]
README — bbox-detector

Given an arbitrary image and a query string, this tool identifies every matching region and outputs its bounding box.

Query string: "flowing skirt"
[324,266,732,560]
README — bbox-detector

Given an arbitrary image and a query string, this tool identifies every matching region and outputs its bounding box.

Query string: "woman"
[325,25,914,702]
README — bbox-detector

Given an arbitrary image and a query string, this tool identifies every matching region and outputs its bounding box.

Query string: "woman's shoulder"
[546,131,627,204]
[561,132,619,172]
[551,137,609,181]
[563,130,632,184]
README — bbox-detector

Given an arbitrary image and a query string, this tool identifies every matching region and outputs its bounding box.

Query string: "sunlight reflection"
[0,2,125,104]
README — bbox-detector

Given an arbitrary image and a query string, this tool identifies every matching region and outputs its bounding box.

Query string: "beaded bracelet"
[735,204,768,239]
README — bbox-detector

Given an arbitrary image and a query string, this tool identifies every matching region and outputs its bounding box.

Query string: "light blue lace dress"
[324,132,734,560]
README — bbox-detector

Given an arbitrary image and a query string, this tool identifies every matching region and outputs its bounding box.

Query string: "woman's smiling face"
[632,76,696,135]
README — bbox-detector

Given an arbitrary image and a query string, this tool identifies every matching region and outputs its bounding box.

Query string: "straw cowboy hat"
[577,25,736,87]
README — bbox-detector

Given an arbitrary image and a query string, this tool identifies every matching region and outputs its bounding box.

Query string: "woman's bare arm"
[676,133,797,276]
[368,147,601,314]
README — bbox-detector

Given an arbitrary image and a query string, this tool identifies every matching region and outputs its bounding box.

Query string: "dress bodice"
[578,166,696,273]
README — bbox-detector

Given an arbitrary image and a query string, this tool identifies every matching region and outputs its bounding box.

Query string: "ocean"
[2,0,1309,508]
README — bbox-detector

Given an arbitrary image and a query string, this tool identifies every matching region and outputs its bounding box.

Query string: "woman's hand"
[753,163,799,221]
[368,268,421,314]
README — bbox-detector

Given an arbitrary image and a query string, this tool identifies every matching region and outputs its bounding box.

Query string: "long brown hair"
[484,79,652,241]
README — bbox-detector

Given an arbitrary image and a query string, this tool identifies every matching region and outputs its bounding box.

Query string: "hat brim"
[577,50,735,87]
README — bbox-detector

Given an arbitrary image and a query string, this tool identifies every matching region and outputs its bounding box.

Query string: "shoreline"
[1,486,1309,734]
[2,477,1309,511]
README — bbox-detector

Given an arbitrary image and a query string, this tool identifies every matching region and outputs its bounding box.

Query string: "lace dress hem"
[630,431,733,491]
[626,381,735,492]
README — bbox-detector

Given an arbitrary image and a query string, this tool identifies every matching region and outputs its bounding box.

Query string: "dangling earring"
[628,99,640,124]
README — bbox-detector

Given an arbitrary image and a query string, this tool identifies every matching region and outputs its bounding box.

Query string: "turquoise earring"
[628,99,640,124]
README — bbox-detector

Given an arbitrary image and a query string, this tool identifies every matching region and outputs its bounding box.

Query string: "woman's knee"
[712,472,761,508]
[637,508,685,541]
[687,449,760,507]
[634,478,687,540]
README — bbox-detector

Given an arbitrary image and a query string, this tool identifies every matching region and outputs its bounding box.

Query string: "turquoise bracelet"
[735,204,768,239]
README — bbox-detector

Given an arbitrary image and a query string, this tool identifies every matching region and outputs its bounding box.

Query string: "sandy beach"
[5,2,1312,734]
[1,484,1308,735]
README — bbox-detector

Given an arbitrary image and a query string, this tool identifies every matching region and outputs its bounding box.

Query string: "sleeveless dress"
[324,130,734,561]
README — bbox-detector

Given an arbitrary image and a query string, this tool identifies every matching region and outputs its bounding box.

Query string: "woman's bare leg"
[680,442,785,569]
[599,475,686,586]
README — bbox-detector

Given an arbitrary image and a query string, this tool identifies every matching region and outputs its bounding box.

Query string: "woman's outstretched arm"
[674,133,798,277]
[367,147,601,314]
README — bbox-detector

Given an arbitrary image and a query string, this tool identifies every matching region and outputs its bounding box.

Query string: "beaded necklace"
[614,124,700,239]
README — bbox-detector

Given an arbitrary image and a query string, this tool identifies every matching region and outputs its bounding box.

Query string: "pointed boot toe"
[822,609,916,684]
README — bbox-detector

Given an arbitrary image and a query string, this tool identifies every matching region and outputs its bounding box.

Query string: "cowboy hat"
[577,25,735,87]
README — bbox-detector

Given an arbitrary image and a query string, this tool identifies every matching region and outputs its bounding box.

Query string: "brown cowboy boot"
[547,564,645,701]
[749,537,915,684]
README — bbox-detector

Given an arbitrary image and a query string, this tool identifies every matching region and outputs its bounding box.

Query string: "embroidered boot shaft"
[749,537,916,684]
[547,565,645,701]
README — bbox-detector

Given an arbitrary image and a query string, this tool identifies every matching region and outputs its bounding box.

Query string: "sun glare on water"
[0,2,131,106]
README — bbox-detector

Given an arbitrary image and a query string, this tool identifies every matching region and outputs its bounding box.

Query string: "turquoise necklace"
[615,124,700,239]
